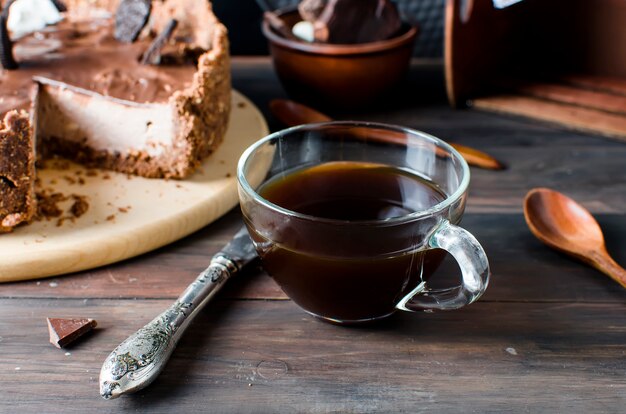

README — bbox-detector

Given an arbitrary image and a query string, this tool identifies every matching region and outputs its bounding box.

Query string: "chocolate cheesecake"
[1,0,231,178]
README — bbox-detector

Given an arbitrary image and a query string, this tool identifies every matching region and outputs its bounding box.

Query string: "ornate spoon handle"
[99,227,256,399]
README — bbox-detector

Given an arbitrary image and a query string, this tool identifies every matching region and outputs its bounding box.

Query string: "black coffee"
[249,161,447,322]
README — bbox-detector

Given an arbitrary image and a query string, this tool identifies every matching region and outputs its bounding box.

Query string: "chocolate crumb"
[118,207,128,213]
[63,175,76,185]
[35,188,89,225]
[237,102,246,108]
[106,214,116,221]
[78,177,85,185]
[102,174,111,180]
[70,195,89,218]
[226,173,231,178]
[36,191,66,219]
[85,170,98,177]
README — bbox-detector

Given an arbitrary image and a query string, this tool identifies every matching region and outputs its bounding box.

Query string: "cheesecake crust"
[0,110,36,233]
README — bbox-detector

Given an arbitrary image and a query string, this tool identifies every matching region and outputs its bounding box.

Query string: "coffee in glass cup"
[237,122,490,324]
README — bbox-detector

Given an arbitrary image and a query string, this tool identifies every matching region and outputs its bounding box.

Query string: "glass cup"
[237,122,490,324]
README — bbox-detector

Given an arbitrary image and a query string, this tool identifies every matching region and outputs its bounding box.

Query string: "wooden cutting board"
[0,90,269,282]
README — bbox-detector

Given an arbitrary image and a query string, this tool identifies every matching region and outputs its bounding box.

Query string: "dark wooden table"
[2,57,625,413]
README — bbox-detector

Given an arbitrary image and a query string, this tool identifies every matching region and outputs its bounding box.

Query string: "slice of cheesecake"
[2,0,231,179]
[0,110,36,233]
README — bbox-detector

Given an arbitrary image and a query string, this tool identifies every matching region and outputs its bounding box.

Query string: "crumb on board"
[102,174,111,180]
[35,188,89,226]
[41,159,71,170]
[106,214,116,222]
[237,101,246,108]
[70,195,89,218]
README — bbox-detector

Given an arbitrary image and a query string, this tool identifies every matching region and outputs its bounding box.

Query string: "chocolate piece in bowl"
[313,0,403,44]
[298,0,326,22]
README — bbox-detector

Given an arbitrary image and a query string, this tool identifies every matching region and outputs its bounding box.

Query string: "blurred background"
[213,0,445,58]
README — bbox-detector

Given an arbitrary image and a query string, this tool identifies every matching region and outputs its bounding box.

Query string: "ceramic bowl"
[262,9,418,111]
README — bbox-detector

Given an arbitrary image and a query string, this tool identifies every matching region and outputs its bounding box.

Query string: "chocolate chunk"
[314,0,403,44]
[0,0,18,69]
[114,0,152,43]
[298,0,327,22]
[47,317,97,348]
[264,11,298,41]
[140,18,177,65]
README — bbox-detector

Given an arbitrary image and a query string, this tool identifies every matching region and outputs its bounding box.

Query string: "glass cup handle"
[397,220,490,312]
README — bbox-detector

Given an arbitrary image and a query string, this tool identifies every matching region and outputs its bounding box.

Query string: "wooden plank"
[2,213,625,304]
[0,298,624,413]
[560,74,626,97]
[513,82,626,116]
[473,95,626,141]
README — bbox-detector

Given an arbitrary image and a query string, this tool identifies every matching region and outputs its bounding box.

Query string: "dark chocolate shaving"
[315,0,402,44]
[0,0,17,69]
[140,18,178,65]
[264,11,298,40]
[50,0,67,12]
[114,0,152,43]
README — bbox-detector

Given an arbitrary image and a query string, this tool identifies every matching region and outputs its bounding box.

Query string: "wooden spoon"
[269,99,506,170]
[524,188,626,289]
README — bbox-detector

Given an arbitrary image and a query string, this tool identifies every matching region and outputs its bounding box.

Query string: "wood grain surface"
[1,58,625,413]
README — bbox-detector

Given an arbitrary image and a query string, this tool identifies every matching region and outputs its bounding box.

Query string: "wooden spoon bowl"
[524,188,626,289]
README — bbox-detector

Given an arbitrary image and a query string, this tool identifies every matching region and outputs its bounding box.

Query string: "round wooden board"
[1,90,269,282]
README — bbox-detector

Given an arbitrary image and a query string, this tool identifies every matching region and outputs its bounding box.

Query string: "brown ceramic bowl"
[262,10,418,111]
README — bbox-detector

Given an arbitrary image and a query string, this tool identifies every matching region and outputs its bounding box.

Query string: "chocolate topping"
[1,15,197,114]
[114,0,151,43]
[140,18,177,65]
[0,0,18,69]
